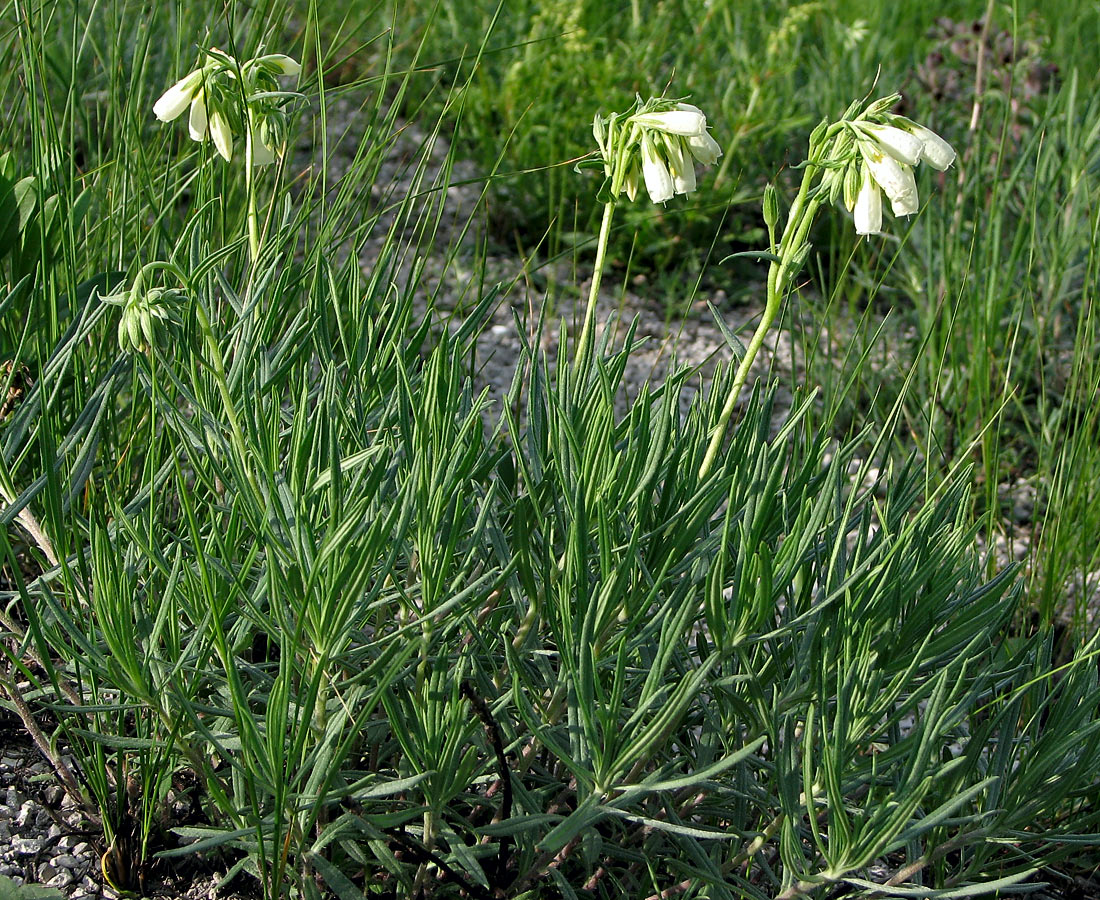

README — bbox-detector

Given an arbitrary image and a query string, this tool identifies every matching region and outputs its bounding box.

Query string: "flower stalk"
[698,151,826,479]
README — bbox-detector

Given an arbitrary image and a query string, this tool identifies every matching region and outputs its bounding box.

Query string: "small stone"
[11,836,43,855]
[42,785,65,808]
[15,800,35,827]
[72,842,90,856]
[51,854,82,868]
[46,821,62,838]
[46,868,75,889]
[0,757,18,769]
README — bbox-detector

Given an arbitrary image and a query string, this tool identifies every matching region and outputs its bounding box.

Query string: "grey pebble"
[11,836,43,855]
[45,868,76,889]
[15,800,35,827]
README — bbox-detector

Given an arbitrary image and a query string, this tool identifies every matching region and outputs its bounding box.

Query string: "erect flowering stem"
[698,161,823,479]
[572,198,617,380]
[192,298,259,496]
[245,132,261,263]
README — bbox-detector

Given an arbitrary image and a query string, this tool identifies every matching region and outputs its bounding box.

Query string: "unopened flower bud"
[762,184,780,230]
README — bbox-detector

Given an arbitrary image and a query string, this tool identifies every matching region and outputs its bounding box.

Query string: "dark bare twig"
[0,665,97,822]
[384,826,494,900]
[461,679,513,892]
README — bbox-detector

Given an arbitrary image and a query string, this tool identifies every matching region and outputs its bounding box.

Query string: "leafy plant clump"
[0,2,1098,899]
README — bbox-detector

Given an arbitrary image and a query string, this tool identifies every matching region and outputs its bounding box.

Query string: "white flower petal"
[209,110,234,162]
[153,70,203,122]
[853,167,882,235]
[860,143,917,208]
[641,137,674,204]
[860,122,923,166]
[187,94,208,141]
[664,137,696,195]
[890,184,919,217]
[686,130,722,166]
[673,164,696,195]
[631,108,707,137]
[260,53,301,76]
[910,123,956,170]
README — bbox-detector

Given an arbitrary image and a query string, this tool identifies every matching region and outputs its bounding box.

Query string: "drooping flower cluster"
[153,50,301,166]
[100,271,184,354]
[822,95,956,236]
[592,97,722,205]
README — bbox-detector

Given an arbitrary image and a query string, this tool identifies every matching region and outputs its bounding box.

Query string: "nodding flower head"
[154,49,301,166]
[591,97,721,205]
[101,272,183,354]
[831,95,957,235]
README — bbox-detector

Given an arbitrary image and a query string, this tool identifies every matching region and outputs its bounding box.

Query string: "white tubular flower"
[631,107,707,137]
[857,122,923,166]
[887,166,919,216]
[663,135,696,195]
[209,110,234,162]
[153,69,204,122]
[686,130,722,165]
[853,165,882,235]
[908,123,956,170]
[859,142,918,214]
[258,53,301,76]
[188,93,208,141]
[641,135,674,204]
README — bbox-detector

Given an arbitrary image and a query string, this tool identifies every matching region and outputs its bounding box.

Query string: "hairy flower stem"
[698,164,822,479]
[572,199,617,383]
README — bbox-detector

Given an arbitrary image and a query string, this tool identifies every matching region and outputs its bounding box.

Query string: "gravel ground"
[1,100,1096,897]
